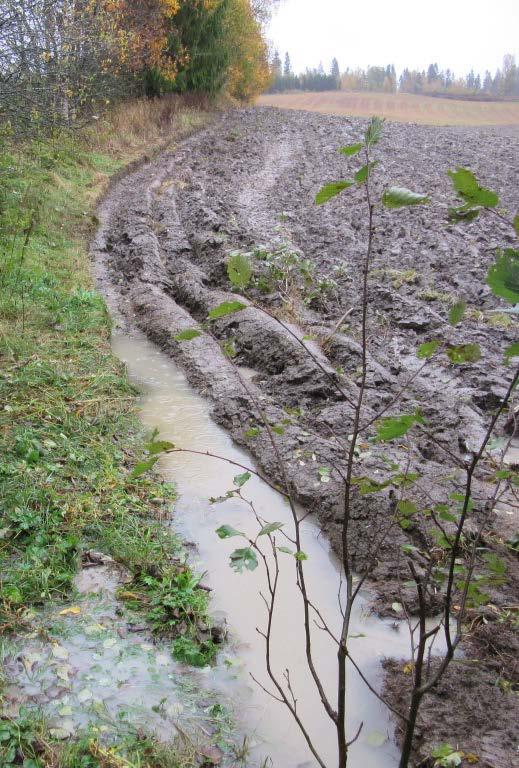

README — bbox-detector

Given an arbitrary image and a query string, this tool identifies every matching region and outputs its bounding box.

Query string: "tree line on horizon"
[267,52,519,101]
[268,52,341,92]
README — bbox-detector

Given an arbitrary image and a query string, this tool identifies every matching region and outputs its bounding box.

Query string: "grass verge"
[0,96,216,765]
[0,712,198,768]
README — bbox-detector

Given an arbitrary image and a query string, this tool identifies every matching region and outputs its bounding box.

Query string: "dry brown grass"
[78,93,214,205]
[257,91,519,127]
[85,93,213,157]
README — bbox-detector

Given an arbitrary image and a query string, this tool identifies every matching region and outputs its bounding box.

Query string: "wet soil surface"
[93,107,519,766]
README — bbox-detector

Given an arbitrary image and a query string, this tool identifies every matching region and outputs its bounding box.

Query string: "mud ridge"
[93,107,519,767]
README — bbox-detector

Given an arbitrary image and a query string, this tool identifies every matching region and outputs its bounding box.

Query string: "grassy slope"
[0,99,214,765]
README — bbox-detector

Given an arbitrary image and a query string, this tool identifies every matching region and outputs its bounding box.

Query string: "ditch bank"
[93,107,519,767]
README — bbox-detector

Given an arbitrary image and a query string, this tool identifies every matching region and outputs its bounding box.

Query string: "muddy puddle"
[112,329,435,768]
[2,558,231,751]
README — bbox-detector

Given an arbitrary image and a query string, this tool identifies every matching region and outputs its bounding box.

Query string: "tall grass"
[86,93,214,155]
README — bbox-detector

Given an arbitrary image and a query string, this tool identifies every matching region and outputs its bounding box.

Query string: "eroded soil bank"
[93,107,519,767]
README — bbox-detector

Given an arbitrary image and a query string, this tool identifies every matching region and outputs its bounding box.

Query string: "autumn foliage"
[226,0,271,100]
[0,0,272,134]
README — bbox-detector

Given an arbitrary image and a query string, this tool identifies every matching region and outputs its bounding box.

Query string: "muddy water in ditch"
[113,330,414,768]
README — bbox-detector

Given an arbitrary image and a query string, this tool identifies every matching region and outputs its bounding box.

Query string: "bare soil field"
[93,107,519,767]
[258,90,519,127]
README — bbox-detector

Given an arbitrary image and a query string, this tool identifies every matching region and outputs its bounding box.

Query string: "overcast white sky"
[268,0,519,77]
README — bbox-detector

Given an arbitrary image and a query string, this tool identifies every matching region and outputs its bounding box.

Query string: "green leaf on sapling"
[216,525,243,539]
[315,180,354,205]
[382,187,429,208]
[258,522,284,536]
[417,340,440,359]
[227,251,252,289]
[339,143,363,156]
[208,301,247,320]
[175,329,201,341]
[147,440,175,455]
[375,412,424,442]
[448,167,498,208]
[365,116,385,146]
[487,248,519,303]
[446,343,481,364]
[504,341,519,364]
[229,547,258,573]
[233,471,252,488]
[355,161,379,183]
[129,457,159,479]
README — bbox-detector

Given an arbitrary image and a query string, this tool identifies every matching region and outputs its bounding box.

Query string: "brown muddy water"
[112,329,441,768]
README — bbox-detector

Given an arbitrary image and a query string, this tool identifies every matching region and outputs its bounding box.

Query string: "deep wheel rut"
[93,107,519,768]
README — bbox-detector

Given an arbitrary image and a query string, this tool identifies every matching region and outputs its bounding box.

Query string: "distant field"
[257,91,519,127]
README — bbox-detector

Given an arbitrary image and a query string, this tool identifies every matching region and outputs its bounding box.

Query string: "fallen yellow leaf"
[117,590,141,601]
[59,605,81,616]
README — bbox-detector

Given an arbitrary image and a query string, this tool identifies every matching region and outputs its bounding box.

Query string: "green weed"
[0,711,197,767]
[172,635,218,668]
[228,244,338,311]
[370,267,419,289]
[117,568,217,667]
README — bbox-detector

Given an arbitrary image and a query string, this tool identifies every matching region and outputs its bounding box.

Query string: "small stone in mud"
[127,623,147,633]
[200,744,224,765]
[82,549,115,565]
[210,621,227,644]
[396,314,434,331]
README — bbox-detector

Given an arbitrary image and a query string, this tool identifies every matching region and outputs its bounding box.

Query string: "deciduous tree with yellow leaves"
[225,0,270,101]
[0,0,274,134]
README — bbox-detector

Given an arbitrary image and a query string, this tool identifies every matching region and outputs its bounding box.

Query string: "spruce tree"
[284,52,291,77]
[272,49,282,78]
[427,62,439,83]
[167,0,231,95]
